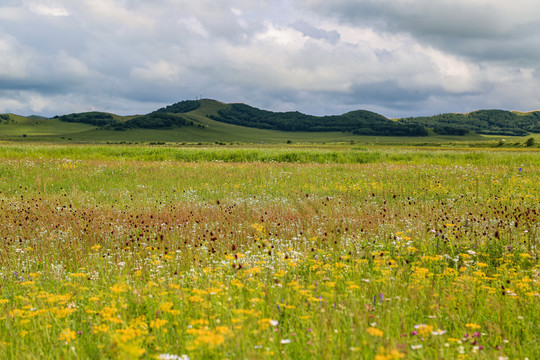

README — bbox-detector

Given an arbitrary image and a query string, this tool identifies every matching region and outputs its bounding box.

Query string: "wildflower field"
[0,144,538,359]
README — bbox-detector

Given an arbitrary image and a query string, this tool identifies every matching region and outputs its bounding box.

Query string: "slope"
[399,110,540,136]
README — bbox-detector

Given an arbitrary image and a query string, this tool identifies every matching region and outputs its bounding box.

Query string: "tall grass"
[0,144,538,359]
[0,143,538,166]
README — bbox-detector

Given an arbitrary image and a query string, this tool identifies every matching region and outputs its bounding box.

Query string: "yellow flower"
[159,302,174,312]
[416,324,434,336]
[251,223,264,233]
[443,268,458,276]
[150,319,168,329]
[113,327,144,343]
[93,324,110,334]
[230,279,244,288]
[69,273,87,278]
[117,342,146,358]
[375,346,405,360]
[366,327,384,337]
[110,283,130,293]
[188,295,204,302]
[246,266,262,275]
[54,307,77,318]
[465,323,481,330]
[58,328,76,343]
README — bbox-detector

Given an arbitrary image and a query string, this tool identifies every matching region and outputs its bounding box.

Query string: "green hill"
[1,99,539,144]
[399,109,540,136]
[208,103,427,136]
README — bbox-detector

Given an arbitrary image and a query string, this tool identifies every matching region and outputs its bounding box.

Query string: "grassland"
[4,99,538,145]
[0,144,538,359]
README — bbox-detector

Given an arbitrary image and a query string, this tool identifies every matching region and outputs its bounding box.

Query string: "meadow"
[0,143,538,359]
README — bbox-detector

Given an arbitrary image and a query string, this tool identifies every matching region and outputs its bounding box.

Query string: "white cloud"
[0,36,31,79]
[255,23,306,46]
[81,0,154,29]
[131,60,184,83]
[0,6,25,20]
[0,0,539,118]
[28,2,69,17]
[178,17,210,38]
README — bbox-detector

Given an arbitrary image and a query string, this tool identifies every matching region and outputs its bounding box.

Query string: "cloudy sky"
[1,0,539,118]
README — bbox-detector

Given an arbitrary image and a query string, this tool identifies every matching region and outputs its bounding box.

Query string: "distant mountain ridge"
[209,103,428,136]
[399,109,540,136]
[3,99,540,137]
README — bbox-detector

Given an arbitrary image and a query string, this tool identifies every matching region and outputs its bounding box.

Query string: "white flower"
[432,329,447,336]
[157,355,190,360]
[411,344,423,350]
[280,339,291,344]
[269,320,278,326]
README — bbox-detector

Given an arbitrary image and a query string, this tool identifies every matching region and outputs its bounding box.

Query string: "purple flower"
[411,330,418,336]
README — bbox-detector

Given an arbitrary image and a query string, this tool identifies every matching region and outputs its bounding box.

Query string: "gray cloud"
[290,20,340,44]
[301,0,540,65]
[0,0,539,118]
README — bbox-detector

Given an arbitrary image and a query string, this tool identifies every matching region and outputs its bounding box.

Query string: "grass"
[0,143,538,165]
[0,144,538,359]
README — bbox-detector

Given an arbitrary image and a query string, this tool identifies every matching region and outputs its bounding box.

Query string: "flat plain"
[0,143,538,359]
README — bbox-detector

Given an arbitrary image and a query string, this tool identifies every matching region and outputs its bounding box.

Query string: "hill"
[56,110,196,130]
[399,109,540,136]
[50,99,429,137]
[209,103,427,136]
[1,99,539,143]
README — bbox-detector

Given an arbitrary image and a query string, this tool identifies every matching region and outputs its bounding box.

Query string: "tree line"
[57,111,194,130]
[0,114,13,124]
[210,104,428,136]
[399,110,540,136]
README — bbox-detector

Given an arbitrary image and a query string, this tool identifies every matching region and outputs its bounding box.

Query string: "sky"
[1,0,539,118]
